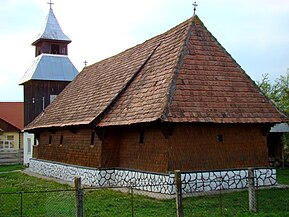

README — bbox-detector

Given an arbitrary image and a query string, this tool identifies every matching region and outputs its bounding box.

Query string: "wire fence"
[0,168,289,216]
[0,189,75,217]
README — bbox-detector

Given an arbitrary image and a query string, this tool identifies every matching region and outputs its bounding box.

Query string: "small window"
[51,44,60,54]
[7,135,14,140]
[34,137,39,146]
[0,135,15,149]
[60,135,63,145]
[27,138,32,154]
[90,132,95,146]
[10,141,14,149]
[49,135,52,145]
[50,95,57,103]
[217,135,223,142]
[37,47,41,55]
[139,131,145,144]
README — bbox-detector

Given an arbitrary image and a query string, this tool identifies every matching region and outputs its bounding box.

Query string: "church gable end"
[163,16,287,123]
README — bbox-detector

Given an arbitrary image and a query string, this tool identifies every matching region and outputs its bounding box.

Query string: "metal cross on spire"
[84,60,88,67]
[193,1,198,15]
[47,0,54,9]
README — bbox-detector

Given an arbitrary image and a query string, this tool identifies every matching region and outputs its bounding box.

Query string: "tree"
[257,70,289,166]
[257,70,289,115]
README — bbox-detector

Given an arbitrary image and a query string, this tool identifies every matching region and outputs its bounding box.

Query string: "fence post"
[130,186,134,217]
[219,176,223,215]
[175,170,183,217]
[248,168,256,213]
[75,177,84,217]
[20,190,23,217]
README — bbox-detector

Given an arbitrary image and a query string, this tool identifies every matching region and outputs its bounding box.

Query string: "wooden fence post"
[175,170,184,217]
[248,168,256,212]
[75,177,84,217]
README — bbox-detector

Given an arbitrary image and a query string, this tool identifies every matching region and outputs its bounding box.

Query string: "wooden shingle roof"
[26,15,288,130]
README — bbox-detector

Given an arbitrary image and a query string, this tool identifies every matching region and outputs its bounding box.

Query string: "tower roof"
[25,15,288,131]
[32,8,71,45]
[19,54,78,84]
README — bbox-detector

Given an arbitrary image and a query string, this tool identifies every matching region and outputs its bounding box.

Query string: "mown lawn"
[277,168,289,185]
[0,164,27,173]
[0,166,288,216]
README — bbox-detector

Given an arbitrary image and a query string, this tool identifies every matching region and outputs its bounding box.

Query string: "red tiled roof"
[0,102,24,130]
[26,15,288,130]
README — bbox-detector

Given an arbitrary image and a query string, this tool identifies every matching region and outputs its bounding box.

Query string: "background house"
[0,102,24,164]
[268,123,289,167]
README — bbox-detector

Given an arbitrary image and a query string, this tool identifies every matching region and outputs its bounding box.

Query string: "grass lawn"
[277,168,289,185]
[0,164,27,172]
[0,167,288,216]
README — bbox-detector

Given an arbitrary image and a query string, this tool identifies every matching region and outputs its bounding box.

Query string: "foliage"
[282,133,289,166]
[257,71,289,115]
[257,71,289,166]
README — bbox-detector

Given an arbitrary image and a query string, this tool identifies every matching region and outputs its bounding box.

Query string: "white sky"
[1,0,289,101]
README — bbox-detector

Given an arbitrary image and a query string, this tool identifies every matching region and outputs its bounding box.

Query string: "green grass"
[0,171,75,216]
[0,171,72,192]
[0,164,27,172]
[84,188,176,216]
[277,168,289,185]
[0,167,288,216]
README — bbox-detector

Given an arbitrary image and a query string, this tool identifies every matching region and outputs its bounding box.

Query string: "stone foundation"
[29,159,276,195]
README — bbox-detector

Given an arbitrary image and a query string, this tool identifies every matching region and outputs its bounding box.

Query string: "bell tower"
[19,3,78,126]
[31,6,71,57]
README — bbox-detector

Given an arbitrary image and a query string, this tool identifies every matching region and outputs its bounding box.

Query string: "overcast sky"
[1,0,289,102]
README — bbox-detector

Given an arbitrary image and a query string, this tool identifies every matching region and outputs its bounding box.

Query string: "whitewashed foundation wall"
[29,159,276,195]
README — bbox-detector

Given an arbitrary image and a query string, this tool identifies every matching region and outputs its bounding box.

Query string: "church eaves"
[32,8,71,45]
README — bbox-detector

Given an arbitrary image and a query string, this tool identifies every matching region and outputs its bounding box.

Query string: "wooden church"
[25,8,288,191]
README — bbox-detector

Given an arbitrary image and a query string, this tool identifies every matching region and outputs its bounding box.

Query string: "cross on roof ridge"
[47,0,54,9]
[193,1,198,15]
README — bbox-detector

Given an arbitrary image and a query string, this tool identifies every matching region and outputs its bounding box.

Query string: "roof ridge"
[160,16,196,120]
[92,42,162,126]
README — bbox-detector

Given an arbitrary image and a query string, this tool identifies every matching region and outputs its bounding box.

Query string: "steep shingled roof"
[32,8,71,45]
[26,15,288,130]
